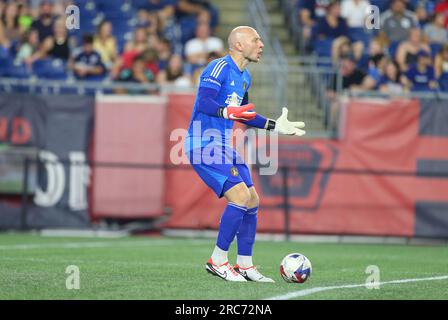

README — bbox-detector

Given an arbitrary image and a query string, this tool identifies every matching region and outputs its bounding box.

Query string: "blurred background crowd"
[0,0,224,90]
[298,0,448,94]
[1,0,448,94]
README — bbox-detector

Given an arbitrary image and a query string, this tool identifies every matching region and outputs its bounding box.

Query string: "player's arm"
[242,93,306,136]
[197,87,256,121]
[197,62,256,122]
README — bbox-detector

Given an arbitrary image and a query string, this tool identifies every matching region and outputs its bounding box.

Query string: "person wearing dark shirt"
[314,1,364,61]
[341,55,366,89]
[298,0,330,48]
[30,0,56,42]
[315,3,349,40]
[401,50,438,91]
[72,34,106,80]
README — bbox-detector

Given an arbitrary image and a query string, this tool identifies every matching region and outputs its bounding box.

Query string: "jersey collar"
[225,54,244,74]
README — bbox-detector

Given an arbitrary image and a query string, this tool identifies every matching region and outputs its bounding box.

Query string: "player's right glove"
[219,104,257,122]
[272,107,306,136]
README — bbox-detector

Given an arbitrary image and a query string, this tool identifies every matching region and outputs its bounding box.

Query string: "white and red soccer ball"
[280,253,312,283]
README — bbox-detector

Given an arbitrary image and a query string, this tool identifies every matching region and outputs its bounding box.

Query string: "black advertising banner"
[0,94,94,229]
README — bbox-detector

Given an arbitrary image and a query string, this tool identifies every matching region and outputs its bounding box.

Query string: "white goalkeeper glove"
[272,107,306,136]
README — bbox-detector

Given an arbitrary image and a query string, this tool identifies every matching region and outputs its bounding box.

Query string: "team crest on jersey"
[230,166,239,177]
[225,92,243,106]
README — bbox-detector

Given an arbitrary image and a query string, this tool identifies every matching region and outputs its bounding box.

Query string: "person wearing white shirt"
[341,0,371,28]
[184,22,224,66]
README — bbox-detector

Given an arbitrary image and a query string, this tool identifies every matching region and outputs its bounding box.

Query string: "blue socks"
[216,202,247,251]
[237,207,258,256]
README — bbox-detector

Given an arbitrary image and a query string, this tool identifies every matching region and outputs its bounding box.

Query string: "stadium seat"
[388,40,402,60]
[430,43,442,58]
[313,39,333,58]
[7,64,30,79]
[0,57,13,76]
[348,28,372,48]
[32,59,68,80]
[370,0,390,12]
[439,73,448,92]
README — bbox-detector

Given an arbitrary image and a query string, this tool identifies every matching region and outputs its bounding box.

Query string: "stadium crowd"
[0,0,224,91]
[297,0,448,93]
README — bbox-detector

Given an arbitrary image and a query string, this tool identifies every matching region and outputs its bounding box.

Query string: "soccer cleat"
[205,258,247,282]
[234,264,275,283]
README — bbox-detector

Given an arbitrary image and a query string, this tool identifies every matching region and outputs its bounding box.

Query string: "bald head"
[227,26,264,67]
[228,26,258,51]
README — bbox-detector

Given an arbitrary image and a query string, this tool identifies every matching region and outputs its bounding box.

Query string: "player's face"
[243,32,264,63]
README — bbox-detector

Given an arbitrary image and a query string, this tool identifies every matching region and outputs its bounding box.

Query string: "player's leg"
[234,184,275,282]
[206,181,250,281]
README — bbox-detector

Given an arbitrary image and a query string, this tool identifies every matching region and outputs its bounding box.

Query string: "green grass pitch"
[0,233,447,300]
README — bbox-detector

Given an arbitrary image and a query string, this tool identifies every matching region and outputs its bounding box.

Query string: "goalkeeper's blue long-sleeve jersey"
[185,54,254,152]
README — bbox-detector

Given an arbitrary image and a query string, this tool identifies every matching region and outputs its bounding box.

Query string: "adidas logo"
[230,80,235,86]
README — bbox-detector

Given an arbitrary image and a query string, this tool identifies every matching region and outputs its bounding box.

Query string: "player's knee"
[248,190,260,209]
[226,183,251,207]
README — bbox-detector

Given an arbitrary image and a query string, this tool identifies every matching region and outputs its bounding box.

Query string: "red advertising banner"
[164,96,448,237]
[91,95,167,219]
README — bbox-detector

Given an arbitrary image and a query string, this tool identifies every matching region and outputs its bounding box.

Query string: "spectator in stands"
[17,2,32,34]
[340,0,371,28]
[401,50,438,91]
[378,60,404,95]
[435,44,448,78]
[14,28,39,64]
[30,0,56,42]
[176,0,220,30]
[156,53,192,87]
[434,0,448,28]
[22,17,69,68]
[1,1,21,45]
[154,37,172,70]
[116,54,156,94]
[396,27,431,72]
[93,20,118,70]
[298,0,330,43]
[416,1,432,26]
[71,34,106,81]
[140,47,160,78]
[111,27,151,79]
[141,0,177,31]
[423,12,448,45]
[192,50,222,85]
[0,13,11,51]
[331,36,352,65]
[340,54,366,90]
[379,0,419,44]
[124,27,151,54]
[359,53,388,90]
[136,8,161,39]
[315,1,364,64]
[184,20,223,68]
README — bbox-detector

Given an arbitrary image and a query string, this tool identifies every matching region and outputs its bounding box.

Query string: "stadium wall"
[1,92,447,237]
[164,96,448,238]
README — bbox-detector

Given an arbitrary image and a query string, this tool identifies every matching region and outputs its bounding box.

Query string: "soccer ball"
[280,253,312,283]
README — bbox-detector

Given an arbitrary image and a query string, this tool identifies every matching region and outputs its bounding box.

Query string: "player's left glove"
[270,107,306,136]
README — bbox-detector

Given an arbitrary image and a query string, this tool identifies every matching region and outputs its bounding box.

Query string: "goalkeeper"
[184,26,306,282]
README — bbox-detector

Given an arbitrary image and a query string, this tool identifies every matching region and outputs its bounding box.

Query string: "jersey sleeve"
[199,59,230,91]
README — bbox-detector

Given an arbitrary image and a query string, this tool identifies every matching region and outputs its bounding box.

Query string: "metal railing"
[246,60,342,137]
[0,76,197,95]
[247,0,288,110]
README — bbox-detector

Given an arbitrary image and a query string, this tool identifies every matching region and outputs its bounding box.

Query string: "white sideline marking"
[0,239,209,250]
[265,275,448,300]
